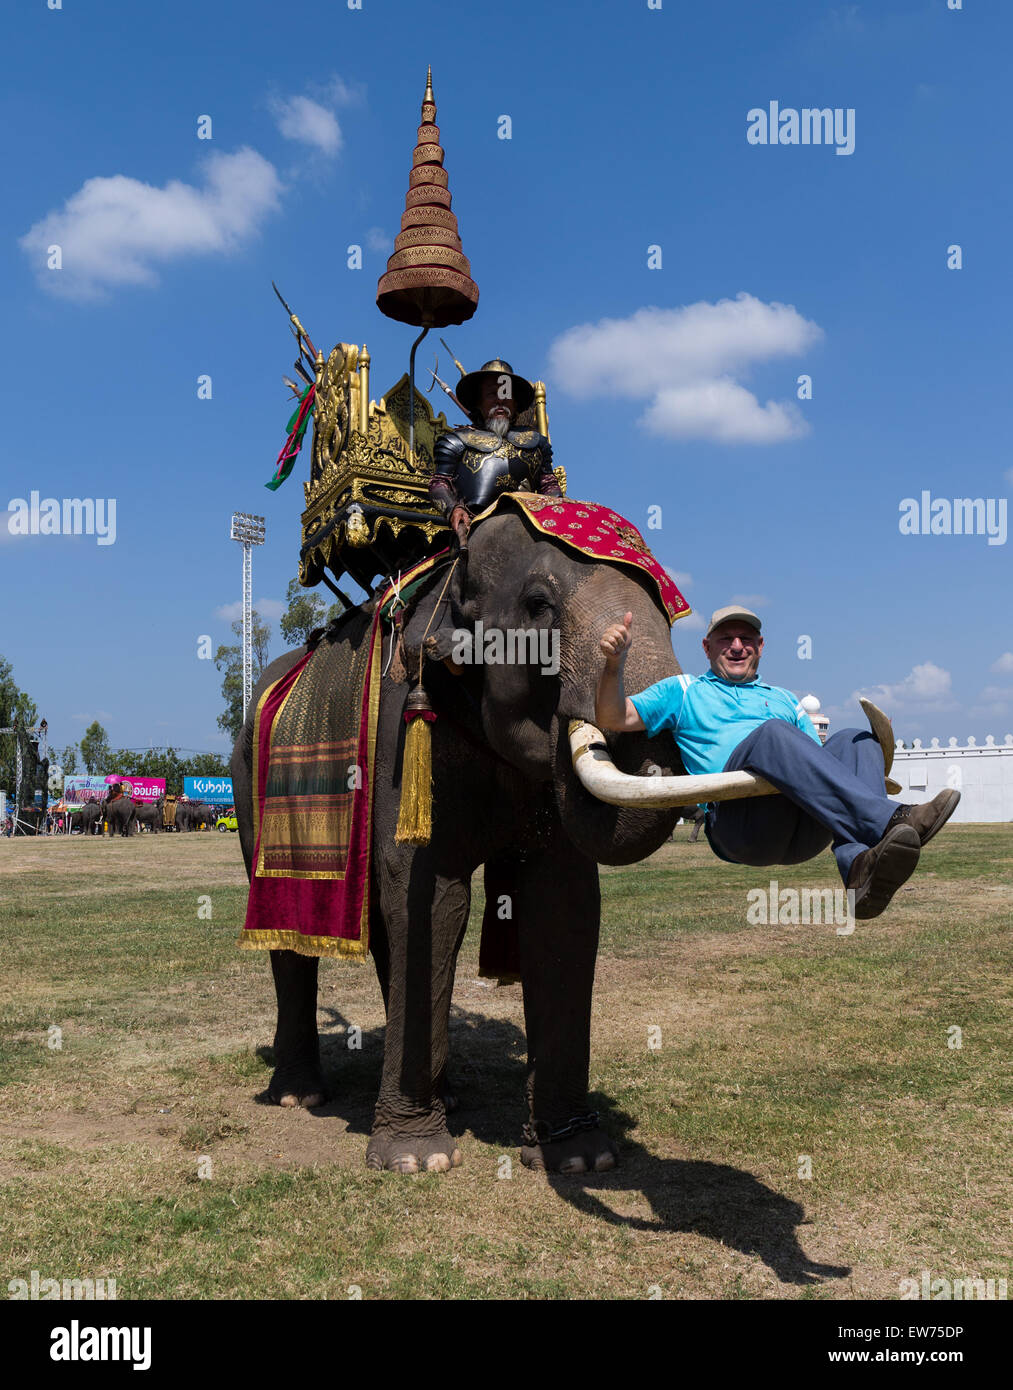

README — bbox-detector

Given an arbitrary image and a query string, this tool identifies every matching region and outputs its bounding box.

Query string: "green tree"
[60,744,79,775]
[214,611,272,743]
[0,654,39,795]
[279,577,344,648]
[80,721,112,774]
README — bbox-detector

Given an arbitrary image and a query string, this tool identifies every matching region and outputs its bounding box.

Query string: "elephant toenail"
[391,1155,419,1174]
[558,1156,588,1174]
[278,1094,298,1108]
[594,1152,617,1172]
[424,1153,450,1172]
[451,1149,463,1167]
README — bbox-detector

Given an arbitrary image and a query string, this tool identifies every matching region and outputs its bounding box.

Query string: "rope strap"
[521,1111,600,1147]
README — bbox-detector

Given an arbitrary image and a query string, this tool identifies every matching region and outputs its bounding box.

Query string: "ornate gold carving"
[309,344,356,494]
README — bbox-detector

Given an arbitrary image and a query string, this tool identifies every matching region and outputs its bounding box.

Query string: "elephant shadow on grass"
[544,1096,851,1288]
[255,1002,848,1288]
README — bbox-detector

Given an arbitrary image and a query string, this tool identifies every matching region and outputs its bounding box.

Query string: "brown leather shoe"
[887,789,961,847]
[846,824,921,919]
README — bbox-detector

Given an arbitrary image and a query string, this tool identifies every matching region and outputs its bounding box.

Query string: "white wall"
[891,737,1013,822]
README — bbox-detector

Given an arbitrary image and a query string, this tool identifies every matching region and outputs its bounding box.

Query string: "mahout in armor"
[429,358,561,547]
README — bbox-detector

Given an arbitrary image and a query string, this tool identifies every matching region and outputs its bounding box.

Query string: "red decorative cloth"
[471,493,691,625]
[239,549,452,960]
[239,612,381,959]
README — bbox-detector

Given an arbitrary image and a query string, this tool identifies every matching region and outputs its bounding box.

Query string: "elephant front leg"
[516,849,618,1175]
[366,859,469,1174]
[268,950,324,1107]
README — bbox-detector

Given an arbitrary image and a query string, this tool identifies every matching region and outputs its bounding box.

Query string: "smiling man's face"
[702,621,764,683]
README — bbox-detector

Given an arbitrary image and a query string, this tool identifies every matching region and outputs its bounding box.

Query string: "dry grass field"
[1,824,1010,1300]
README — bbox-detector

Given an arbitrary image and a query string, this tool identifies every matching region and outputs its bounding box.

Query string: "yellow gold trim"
[250,671,286,842]
[359,615,383,943]
[238,929,368,960]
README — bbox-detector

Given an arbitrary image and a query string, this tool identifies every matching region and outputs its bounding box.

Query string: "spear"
[427,357,468,415]
[272,280,318,361]
[439,337,467,377]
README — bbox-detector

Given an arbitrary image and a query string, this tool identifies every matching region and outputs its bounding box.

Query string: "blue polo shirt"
[629,670,821,776]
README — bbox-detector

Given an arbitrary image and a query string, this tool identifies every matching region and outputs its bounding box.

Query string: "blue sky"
[2,0,1010,759]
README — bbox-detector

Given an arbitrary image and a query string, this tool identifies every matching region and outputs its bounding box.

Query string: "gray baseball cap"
[706,605,762,638]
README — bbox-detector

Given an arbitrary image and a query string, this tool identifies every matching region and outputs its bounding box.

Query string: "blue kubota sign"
[183,776,234,805]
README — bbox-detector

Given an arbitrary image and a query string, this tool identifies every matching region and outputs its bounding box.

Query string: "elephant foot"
[268,1067,325,1109]
[521,1128,618,1175]
[366,1128,463,1175]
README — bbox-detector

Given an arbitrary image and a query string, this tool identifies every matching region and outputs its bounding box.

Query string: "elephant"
[133,797,163,833]
[103,785,136,837]
[173,800,196,831]
[70,801,103,834]
[233,502,687,1175]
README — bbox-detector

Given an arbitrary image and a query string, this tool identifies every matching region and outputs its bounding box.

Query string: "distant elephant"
[233,501,686,1174]
[103,785,136,837]
[70,802,103,834]
[133,798,163,833]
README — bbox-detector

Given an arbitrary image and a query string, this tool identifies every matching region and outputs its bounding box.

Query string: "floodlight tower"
[229,512,266,724]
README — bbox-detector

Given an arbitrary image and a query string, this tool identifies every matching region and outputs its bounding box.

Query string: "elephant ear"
[399,558,472,679]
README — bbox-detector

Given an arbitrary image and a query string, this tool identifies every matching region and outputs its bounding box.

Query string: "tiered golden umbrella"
[377,68,479,463]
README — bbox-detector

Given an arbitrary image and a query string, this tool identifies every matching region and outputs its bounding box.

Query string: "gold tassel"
[395,687,435,846]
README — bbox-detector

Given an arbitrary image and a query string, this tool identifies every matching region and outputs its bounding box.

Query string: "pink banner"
[104,775,166,803]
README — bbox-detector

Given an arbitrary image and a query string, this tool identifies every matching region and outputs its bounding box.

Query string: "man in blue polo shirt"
[595,604,960,918]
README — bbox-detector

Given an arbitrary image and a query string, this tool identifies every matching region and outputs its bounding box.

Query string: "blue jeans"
[705,721,898,883]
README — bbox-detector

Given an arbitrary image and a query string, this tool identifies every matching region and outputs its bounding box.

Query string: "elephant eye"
[523,589,555,619]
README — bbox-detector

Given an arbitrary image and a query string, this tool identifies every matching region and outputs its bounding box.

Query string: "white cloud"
[664,568,692,587]
[71,710,113,723]
[216,597,283,622]
[365,226,390,253]
[729,593,769,609]
[991,652,1013,674]
[20,148,282,300]
[270,94,343,156]
[643,379,805,444]
[852,661,955,711]
[548,294,823,445]
[1004,467,1013,485]
[677,611,706,632]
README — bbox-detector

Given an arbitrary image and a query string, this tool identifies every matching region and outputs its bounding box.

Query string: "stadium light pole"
[229,512,266,725]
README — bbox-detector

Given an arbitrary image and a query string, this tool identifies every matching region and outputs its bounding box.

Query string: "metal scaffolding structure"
[229,512,266,725]
[0,718,48,833]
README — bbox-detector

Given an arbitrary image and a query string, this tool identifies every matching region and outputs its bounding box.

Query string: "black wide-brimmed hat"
[456,358,535,417]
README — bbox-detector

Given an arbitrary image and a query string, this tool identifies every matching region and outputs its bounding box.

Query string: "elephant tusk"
[567,720,777,807]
